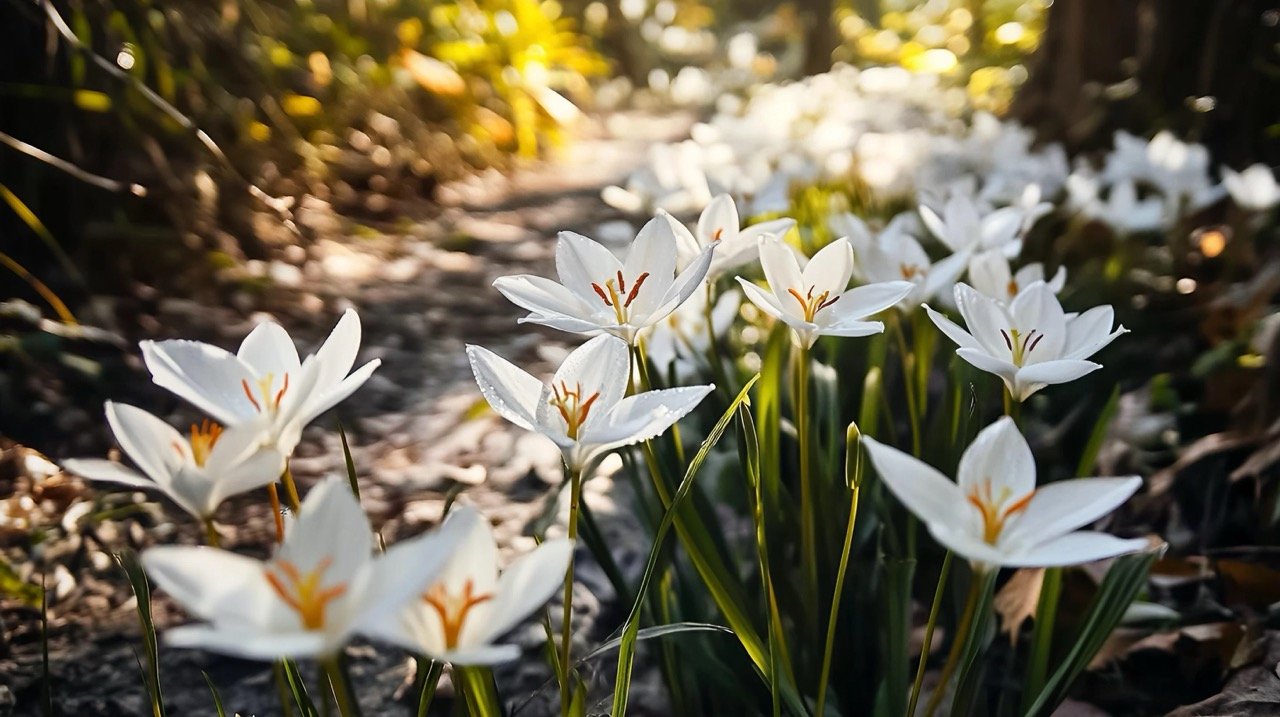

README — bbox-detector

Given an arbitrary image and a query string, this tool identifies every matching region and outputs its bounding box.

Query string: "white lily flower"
[369,506,572,665]
[845,213,968,311]
[493,215,715,344]
[925,282,1127,401]
[467,335,713,472]
[736,236,913,348]
[919,194,1024,258]
[967,250,1066,304]
[674,194,796,278]
[864,417,1147,570]
[644,289,741,380]
[63,402,281,521]
[1222,164,1280,212]
[141,477,465,660]
[139,310,380,458]
[1076,179,1168,233]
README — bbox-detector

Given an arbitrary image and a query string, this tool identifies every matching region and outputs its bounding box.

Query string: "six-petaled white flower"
[468,335,713,472]
[673,194,796,278]
[919,194,1025,258]
[967,250,1065,304]
[142,476,466,660]
[140,309,380,458]
[369,506,572,665]
[63,402,281,522]
[926,282,1127,402]
[493,216,715,344]
[842,212,967,311]
[737,236,913,348]
[864,417,1147,570]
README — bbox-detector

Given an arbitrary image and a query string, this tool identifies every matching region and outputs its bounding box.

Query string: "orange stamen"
[264,557,347,630]
[242,379,262,412]
[423,578,493,649]
[624,272,650,307]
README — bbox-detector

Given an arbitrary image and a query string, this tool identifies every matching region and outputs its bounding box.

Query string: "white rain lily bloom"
[467,335,713,472]
[369,506,572,665]
[139,309,380,458]
[925,282,1127,401]
[737,236,913,348]
[1222,164,1280,212]
[864,416,1147,570]
[493,216,715,344]
[673,195,796,277]
[645,289,741,380]
[1071,178,1167,233]
[141,477,467,660]
[846,213,968,311]
[968,251,1066,304]
[63,402,281,521]
[919,194,1025,258]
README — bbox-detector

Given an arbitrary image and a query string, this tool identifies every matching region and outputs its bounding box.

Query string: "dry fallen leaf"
[995,567,1045,642]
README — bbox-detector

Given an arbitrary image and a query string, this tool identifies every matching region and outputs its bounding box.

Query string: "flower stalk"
[793,345,818,604]
[559,463,583,717]
[321,655,360,717]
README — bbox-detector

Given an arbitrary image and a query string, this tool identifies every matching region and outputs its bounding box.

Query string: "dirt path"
[3,109,694,716]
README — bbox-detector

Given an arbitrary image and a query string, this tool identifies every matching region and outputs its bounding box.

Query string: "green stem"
[892,313,922,456]
[455,666,504,717]
[202,516,220,548]
[702,282,733,396]
[1003,387,1021,424]
[281,462,302,513]
[414,658,442,717]
[321,656,359,717]
[559,464,584,717]
[1022,568,1062,712]
[923,567,994,717]
[272,661,294,717]
[815,426,864,717]
[908,551,953,717]
[794,345,819,607]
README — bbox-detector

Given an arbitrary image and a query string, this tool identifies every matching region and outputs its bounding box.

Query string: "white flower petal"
[467,345,544,432]
[540,335,631,432]
[586,385,713,451]
[954,284,1013,359]
[140,341,258,424]
[207,448,285,509]
[61,459,153,491]
[164,625,330,660]
[801,240,854,297]
[311,309,363,393]
[482,538,573,643]
[276,477,372,584]
[737,278,789,322]
[924,304,980,351]
[956,416,1035,499]
[1002,477,1142,550]
[1015,359,1101,387]
[237,321,301,378]
[435,644,523,666]
[493,275,591,323]
[105,402,186,483]
[955,347,1018,384]
[1004,532,1149,568]
[757,238,804,307]
[827,281,913,325]
[556,231,622,302]
[143,546,277,626]
[863,436,965,529]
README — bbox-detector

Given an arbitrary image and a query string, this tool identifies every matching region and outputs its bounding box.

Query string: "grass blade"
[202,672,227,717]
[115,550,165,717]
[336,421,361,499]
[612,376,763,716]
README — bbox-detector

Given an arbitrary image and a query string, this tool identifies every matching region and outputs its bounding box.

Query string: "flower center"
[786,285,840,322]
[184,419,223,467]
[899,263,922,280]
[548,381,601,440]
[242,372,290,415]
[1006,279,1020,298]
[423,578,493,650]
[711,227,725,242]
[264,557,347,630]
[591,271,651,325]
[1000,328,1045,366]
[966,479,1034,544]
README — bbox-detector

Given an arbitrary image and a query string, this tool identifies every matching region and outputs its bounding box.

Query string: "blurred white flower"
[864,416,1146,570]
[64,402,281,522]
[140,310,379,457]
[737,236,912,348]
[142,477,465,660]
[467,335,712,472]
[1070,177,1167,233]
[842,213,966,311]
[926,282,1127,401]
[493,215,714,345]
[644,289,741,380]
[673,194,795,277]
[1222,164,1280,212]
[919,194,1024,258]
[967,251,1065,305]
[370,506,572,665]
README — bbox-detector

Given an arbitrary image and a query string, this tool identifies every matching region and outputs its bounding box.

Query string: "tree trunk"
[1011,0,1280,167]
